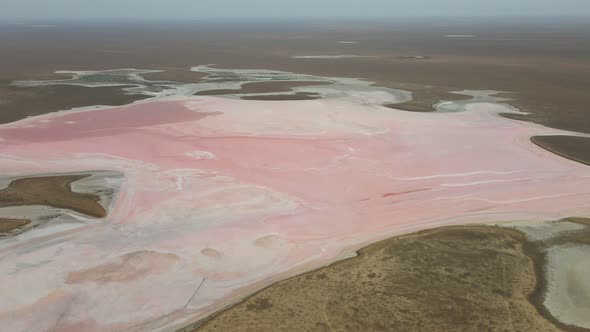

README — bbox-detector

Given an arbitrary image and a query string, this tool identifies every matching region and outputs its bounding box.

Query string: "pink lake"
[0,96,589,331]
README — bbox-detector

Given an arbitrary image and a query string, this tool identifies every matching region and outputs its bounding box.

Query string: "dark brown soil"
[195,81,331,96]
[0,174,107,218]
[240,92,320,101]
[385,83,473,112]
[140,69,207,83]
[2,19,588,164]
[0,218,30,233]
[531,136,590,166]
[1,19,590,331]
[1,18,589,132]
[0,84,144,124]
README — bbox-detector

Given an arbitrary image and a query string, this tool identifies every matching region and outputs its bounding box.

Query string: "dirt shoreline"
[187,223,587,332]
[531,136,590,166]
[1,18,590,331]
[0,174,106,218]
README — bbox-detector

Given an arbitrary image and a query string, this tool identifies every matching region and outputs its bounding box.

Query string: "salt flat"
[0,66,589,330]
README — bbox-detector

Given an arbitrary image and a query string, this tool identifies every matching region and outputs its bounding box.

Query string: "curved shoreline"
[1,67,590,331]
[186,221,590,332]
[531,135,590,166]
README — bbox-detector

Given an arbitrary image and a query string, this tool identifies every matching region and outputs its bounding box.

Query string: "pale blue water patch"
[12,69,181,97]
[13,67,532,114]
[543,245,590,329]
[0,171,124,243]
[12,65,412,105]
[434,90,520,113]
[192,65,411,104]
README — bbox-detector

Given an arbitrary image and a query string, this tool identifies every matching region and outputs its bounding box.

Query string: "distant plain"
[1,17,590,331]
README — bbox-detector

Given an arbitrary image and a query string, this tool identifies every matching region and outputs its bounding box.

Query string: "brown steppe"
[2,18,589,162]
[1,18,590,331]
[190,226,558,332]
[1,18,589,131]
[196,81,331,96]
[531,135,590,166]
[0,174,107,218]
[190,220,590,332]
[0,218,30,233]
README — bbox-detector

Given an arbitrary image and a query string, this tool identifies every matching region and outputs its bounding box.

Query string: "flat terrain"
[385,86,472,112]
[195,81,330,97]
[0,84,144,123]
[1,18,590,331]
[0,218,30,233]
[0,174,106,218]
[1,18,589,127]
[196,81,331,100]
[532,136,590,166]
[2,18,589,160]
[192,226,560,332]
[192,219,590,332]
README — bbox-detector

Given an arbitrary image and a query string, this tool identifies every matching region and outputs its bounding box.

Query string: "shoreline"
[1,66,590,331]
[187,220,590,332]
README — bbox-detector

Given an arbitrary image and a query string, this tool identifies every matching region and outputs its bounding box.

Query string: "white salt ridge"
[497,220,585,242]
[433,90,522,114]
[184,151,216,160]
[445,34,476,38]
[13,65,411,106]
[291,55,371,59]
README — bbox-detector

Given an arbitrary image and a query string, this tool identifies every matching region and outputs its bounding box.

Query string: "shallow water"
[13,65,410,105]
[2,67,590,331]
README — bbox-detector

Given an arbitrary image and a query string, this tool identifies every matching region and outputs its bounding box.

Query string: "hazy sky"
[2,0,590,20]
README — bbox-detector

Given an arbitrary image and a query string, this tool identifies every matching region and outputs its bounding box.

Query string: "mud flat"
[140,69,207,84]
[3,18,590,136]
[499,217,590,331]
[0,171,123,238]
[0,218,30,234]
[531,136,590,166]
[0,174,107,218]
[0,65,590,331]
[544,245,590,329]
[195,81,331,100]
[382,82,471,112]
[0,84,145,124]
[240,93,320,101]
[1,19,590,331]
[12,65,411,106]
[389,89,512,113]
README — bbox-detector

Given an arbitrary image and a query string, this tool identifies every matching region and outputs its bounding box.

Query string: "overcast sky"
[2,0,590,20]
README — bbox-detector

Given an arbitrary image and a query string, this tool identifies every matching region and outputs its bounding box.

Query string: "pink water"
[0,96,589,331]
